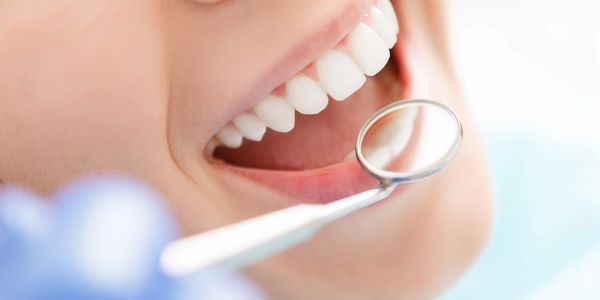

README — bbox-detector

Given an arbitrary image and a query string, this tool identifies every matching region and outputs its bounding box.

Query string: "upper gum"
[262,0,399,104]
[251,7,373,104]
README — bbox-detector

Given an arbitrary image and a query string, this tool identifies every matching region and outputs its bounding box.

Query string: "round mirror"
[356,99,463,185]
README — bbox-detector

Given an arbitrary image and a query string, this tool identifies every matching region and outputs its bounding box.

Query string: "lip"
[210,88,416,205]
[210,0,376,137]
[212,47,425,204]
[207,0,424,204]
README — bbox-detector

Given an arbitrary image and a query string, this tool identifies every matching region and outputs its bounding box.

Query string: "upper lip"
[210,0,377,140]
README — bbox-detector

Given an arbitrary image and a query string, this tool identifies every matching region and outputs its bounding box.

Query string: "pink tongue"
[214,65,402,170]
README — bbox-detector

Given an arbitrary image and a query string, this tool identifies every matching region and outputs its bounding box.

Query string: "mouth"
[206,0,420,203]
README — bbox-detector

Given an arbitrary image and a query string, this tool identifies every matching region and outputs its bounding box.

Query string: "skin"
[0,0,492,299]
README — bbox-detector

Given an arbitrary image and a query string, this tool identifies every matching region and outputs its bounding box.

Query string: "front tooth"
[254,96,295,133]
[286,75,328,115]
[375,0,399,34]
[233,113,267,142]
[216,125,243,148]
[368,6,397,48]
[315,50,366,101]
[348,23,390,76]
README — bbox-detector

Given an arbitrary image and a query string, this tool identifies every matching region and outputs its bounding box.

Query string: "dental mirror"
[356,99,463,185]
[161,99,463,277]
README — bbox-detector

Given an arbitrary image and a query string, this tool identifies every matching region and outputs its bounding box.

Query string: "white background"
[443,1,600,299]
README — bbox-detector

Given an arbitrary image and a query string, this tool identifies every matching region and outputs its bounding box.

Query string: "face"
[0,0,492,298]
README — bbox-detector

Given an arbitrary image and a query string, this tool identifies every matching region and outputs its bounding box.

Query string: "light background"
[443,1,600,299]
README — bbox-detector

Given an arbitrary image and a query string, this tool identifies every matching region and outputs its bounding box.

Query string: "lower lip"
[212,37,427,204]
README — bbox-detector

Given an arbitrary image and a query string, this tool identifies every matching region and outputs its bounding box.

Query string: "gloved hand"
[0,176,264,300]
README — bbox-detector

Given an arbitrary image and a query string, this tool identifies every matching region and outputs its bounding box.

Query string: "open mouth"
[206,0,418,203]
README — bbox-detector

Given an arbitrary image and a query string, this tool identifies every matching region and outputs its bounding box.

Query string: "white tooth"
[375,0,399,34]
[315,50,366,101]
[348,23,390,76]
[285,75,328,115]
[368,6,397,48]
[216,125,243,148]
[254,96,295,133]
[233,113,267,142]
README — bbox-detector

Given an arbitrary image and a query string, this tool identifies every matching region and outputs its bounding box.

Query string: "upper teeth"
[286,75,329,115]
[348,23,390,77]
[215,0,399,148]
[316,49,366,101]
[254,96,296,133]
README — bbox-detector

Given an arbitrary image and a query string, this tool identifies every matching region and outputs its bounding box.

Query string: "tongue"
[214,64,402,170]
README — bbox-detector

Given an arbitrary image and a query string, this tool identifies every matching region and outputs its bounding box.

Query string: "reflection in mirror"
[358,100,461,183]
[360,106,418,171]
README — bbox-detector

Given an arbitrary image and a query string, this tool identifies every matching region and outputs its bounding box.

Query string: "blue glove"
[0,176,264,300]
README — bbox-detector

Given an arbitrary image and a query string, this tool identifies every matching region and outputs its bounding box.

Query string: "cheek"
[0,1,171,192]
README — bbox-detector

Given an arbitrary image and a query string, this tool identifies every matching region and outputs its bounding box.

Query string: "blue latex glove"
[0,177,264,300]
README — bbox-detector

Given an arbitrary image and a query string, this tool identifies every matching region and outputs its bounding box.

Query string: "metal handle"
[160,184,395,277]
